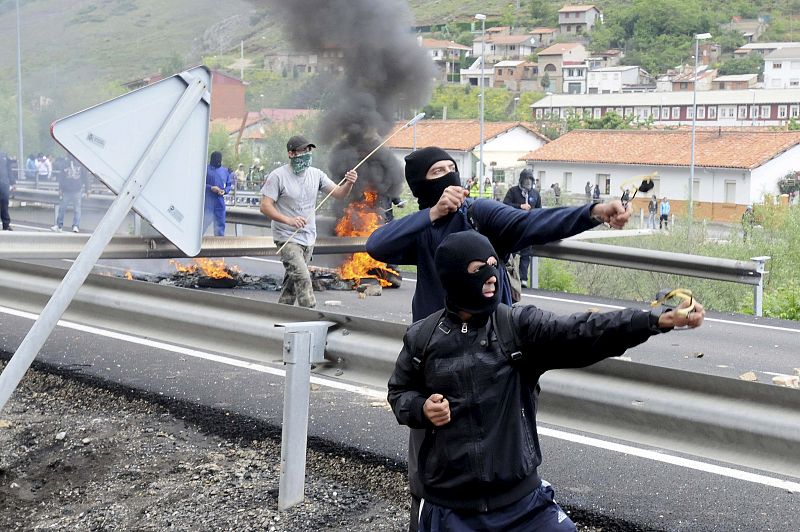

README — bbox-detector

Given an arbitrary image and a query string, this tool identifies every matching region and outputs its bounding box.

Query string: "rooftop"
[538,42,584,56]
[385,120,547,151]
[558,5,598,13]
[521,129,800,170]
[764,47,800,60]
[421,38,471,51]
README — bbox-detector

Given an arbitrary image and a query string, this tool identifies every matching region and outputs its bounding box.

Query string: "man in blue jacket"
[204,151,233,236]
[389,231,704,531]
[366,146,631,531]
[366,146,630,323]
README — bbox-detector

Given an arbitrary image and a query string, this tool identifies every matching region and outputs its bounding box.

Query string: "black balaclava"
[404,146,460,210]
[519,168,534,190]
[435,231,500,316]
[210,151,223,168]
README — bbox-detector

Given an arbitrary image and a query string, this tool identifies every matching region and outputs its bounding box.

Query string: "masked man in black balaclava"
[388,231,705,532]
[367,145,632,532]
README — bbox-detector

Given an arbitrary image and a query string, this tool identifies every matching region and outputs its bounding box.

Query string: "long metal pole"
[478,18,485,196]
[15,0,24,184]
[0,75,208,413]
[688,37,698,236]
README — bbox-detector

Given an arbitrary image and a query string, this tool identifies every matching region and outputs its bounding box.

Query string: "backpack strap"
[491,303,523,364]
[410,308,447,371]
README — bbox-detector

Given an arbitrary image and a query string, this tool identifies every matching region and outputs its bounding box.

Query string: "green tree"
[717,54,764,76]
[529,0,556,26]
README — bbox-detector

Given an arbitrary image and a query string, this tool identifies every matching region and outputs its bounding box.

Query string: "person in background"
[203,151,233,236]
[659,196,671,230]
[25,154,37,180]
[0,150,15,231]
[503,169,542,290]
[585,181,592,203]
[551,182,562,205]
[480,178,494,199]
[36,153,51,181]
[51,157,89,233]
[234,163,247,190]
[592,183,601,201]
[647,194,658,230]
[388,230,704,532]
[741,204,755,241]
[259,134,358,308]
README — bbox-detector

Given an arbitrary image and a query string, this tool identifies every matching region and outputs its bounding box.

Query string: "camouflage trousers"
[276,241,315,308]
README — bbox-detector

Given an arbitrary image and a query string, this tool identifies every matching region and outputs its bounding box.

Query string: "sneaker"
[521,280,529,289]
[2,225,11,231]
[72,226,80,233]
[51,225,62,232]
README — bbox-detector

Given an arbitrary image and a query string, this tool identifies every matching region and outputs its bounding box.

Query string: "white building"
[764,48,800,89]
[386,120,549,186]
[520,129,800,220]
[562,62,588,94]
[530,89,800,127]
[459,57,493,88]
[587,66,643,94]
[734,42,800,58]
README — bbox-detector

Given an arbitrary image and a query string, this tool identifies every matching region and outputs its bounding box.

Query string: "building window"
[538,170,546,185]
[750,105,759,118]
[593,107,601,118]
[791,79,800,87]
[738,106,748,118]
[563,172,572,190]
[680,82,688,90]
[761,105,771,119]
[778,105,788,118]
[536,109,543,119]
[707,106,717,119]
[652,107,660,119]
[686,107,694,119]
[662,107,670,119]
[773,62,783,69]
[697,106,705,119]
[791,105,800,118]
[621,107,630,116]
[671,107,680,119]
[597,174,611,195]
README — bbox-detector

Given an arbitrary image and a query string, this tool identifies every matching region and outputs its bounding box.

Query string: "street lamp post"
[512,96,520,119]
[15,0,24,185]
[688,32,712,235]
[476,13,486,196]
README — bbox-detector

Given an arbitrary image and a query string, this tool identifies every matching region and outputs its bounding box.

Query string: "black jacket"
[502,185,541,209]
[388,304,663,512]
[0,153,14,188]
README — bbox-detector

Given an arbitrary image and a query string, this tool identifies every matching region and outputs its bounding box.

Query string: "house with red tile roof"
[385,119,549,191]
[472,34,538,63]
[419,37,472,83]
[537,42,587,93]
[558,4,603,35]
[520,129,800,220]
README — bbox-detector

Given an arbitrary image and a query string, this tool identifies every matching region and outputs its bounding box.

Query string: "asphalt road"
[2,215,799,530]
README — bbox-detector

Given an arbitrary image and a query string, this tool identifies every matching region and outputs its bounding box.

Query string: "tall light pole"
[688,32,712,235]
[512,96,520,119]
[475,13,486,195]
[15,0,24,184]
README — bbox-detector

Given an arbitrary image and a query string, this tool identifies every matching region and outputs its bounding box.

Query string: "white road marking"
[538,426,800,492]
[0,305,385,400]
[1,304,797,493]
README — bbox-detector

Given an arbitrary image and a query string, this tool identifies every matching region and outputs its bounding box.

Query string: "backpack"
[410,304,523,371]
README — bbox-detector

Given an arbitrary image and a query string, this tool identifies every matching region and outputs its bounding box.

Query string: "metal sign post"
[0,71,209,412]
[276,321,334,511]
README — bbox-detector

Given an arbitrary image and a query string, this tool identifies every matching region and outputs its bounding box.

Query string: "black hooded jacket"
[388,303,663,512]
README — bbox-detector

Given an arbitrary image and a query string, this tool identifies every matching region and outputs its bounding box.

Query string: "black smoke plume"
[265,0,435,210]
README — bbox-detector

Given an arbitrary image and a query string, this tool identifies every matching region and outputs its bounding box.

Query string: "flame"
[124,271,134,280]
[335,191,397,287]
[169,258,239,279]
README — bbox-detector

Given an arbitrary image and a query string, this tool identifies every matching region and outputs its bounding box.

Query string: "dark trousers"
[659,214,669,229]
[418,482,576,532]
[0,184,10,229]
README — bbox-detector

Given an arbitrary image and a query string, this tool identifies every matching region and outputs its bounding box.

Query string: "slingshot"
[651,288,696,318]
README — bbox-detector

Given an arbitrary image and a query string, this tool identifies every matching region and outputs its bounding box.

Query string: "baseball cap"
[286,135,316,152]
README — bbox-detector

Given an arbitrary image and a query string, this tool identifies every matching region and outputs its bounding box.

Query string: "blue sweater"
[366,199,599,321]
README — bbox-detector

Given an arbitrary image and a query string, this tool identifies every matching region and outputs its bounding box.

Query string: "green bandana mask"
[290,152,312,174]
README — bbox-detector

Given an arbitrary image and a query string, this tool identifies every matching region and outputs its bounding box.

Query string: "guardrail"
[8,187,767,314]
[0,258,797,480]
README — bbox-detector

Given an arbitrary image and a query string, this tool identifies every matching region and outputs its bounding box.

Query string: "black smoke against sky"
[265,0,435,206]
